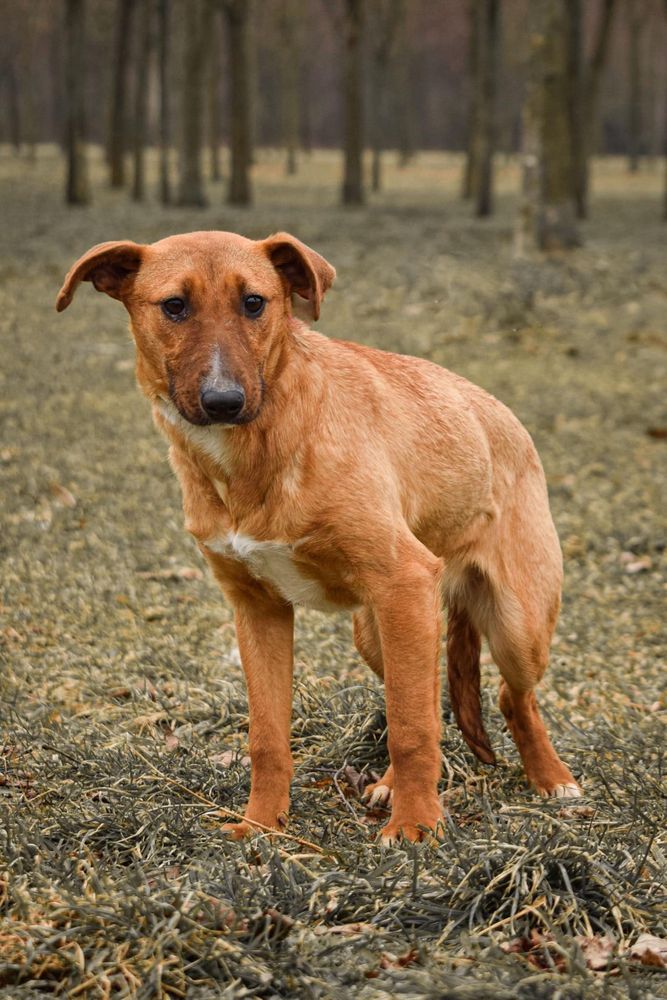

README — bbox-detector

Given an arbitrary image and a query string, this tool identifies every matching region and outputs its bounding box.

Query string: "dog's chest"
[206,531,344,612]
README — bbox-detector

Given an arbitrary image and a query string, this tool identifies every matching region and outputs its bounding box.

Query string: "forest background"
[0,1,666,998]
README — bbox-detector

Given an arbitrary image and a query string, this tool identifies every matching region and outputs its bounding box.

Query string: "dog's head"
[57,231,335,426]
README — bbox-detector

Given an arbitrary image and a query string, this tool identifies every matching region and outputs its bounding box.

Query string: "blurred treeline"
[0,0,666,243]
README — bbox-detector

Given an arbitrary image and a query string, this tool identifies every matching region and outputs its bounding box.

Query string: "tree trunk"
[278,0,300,176]
[394,0,413,167]
[300,42,313,155]
[224,0,253,205]
[108,0,134,188]
[6,63,22,153]
[469,0,499,216]
[64,0,91,205]
[50,17,66,151]
[342,0,365,205]
[207,9,222,183]
[566,0,584,218]
[515,0,579,252]
[157,0,171,204]
[246,0,259,166]
[132,0,153,201]
[178,0,211,206]
[370,50,383,192]
[577,0,617,217]
[369,0,401,194]
[462,0,478,199]
[627,0,642,173]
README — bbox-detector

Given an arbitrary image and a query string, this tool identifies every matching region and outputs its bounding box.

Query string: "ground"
[0,147,665,998]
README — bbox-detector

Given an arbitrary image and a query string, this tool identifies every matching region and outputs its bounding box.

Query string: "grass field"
[0,147,666,998]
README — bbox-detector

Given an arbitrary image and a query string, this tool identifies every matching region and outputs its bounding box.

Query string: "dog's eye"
[161,297,187,320]
[243,294,265,317]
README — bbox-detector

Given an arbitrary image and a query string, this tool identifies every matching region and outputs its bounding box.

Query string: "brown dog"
[57,231,580,844]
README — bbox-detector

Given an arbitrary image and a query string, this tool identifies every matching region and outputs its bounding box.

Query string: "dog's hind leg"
[353,606,394,808]
[482,553,581,799]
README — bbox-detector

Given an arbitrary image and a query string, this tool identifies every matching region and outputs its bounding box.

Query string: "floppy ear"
[56,240,144,312]
[262,232,335,321]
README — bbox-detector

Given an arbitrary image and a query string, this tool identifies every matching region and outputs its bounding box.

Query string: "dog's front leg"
[370,546,444,844]
[222,589,295,839]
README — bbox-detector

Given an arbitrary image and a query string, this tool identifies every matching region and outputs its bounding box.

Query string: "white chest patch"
[155,399,231,471]
[206,532,345,612]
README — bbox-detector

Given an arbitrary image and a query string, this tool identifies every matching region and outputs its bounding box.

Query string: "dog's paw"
[379,810,443,847]
[549,782,582,799]
[222,820,258,841]
[362,781,393,809]
[221,812,288,840]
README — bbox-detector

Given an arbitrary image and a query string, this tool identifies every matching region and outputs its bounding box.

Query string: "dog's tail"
[446,604,496,764]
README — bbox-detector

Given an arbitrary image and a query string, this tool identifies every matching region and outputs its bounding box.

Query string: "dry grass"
[0,146,665,998]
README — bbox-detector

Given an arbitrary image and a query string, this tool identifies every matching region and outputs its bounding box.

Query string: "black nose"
[200,387,245,422]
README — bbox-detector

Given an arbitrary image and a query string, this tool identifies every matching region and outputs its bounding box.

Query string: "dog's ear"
[262,233,335,321]
[56,240,144,312]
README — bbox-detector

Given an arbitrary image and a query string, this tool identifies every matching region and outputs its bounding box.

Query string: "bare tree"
[132,0,153,201]
[463,0,500,216]
[394,0,413,167]
[342,0,365,205]
[157,0,171,204]
[108,0,135,188]
[575,0,618,217]
[49,15,66,152]
[222,0,253,205]
[64,0,90,204]
[515,0,579,252]
[4,62,22,153]
[369,0,402,193]
[177,0,211,206]
[278,0,301,176]
[462,0,478,199]
[627,0,643,172]
[207,8,223,182]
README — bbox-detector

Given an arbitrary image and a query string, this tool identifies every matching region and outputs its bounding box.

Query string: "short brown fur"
[57,230,580,844]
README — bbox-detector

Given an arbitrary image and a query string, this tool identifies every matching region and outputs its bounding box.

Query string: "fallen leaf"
[646,427,667,439]
[49,482,77,508]
[624,557,652,575]
[379,947,420,970]
[630,933,667,968]
[212,750,250,769]
[576,935,615,971]
[163,729,179,751]
[315,922,377,936]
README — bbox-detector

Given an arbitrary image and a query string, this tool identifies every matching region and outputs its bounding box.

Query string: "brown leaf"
[49,482,77,508]
[646,426,667,440]
[576,935,615,971]
[163,729,179,752]
[315,922,377,936]
[624,557,652,575]
[630,934,667,968]
[342,766,379,795]
[379,948,420,970]
[212,750,251,769]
